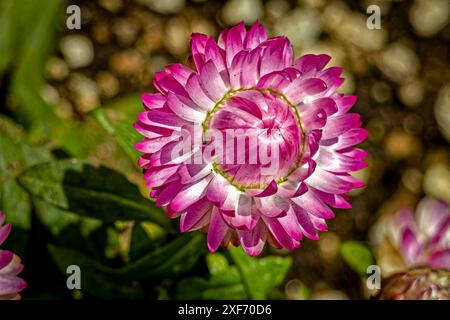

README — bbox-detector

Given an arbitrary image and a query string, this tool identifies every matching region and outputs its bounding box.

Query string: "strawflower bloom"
[387,197,450,270]
[0,211,27,299]
[378,267,450,300]
[135,22,367,256]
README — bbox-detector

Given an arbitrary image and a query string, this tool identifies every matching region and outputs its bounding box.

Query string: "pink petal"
[284,78,328,105]
[231,194,259,230]
[135,135,180,154]
[190,33,208,71]
[292,190,335,219]
[316,148,368,173]
[262,215,301,250]
[0,224,11,246]
[142,93,165,110]
[428,249,450,270]
[166,92,206,123]
[155,181,183,206]
[321,114,362,139]
[199,61,229,101]
[144,165,179,187]
[292,204,319,240]
[256,70,291,91]
[0,251,14,270]
[0,275,27,296]
[170,175,213,212]
[238,220,268,256]
[180,197,212,232]
[305,167,354,194]
[165,64,195,85]
[223,22,246,67]
[206,175,229,205]
[207,207,229,252]
[400,227,423,264]
[186,74,216,111]
[153,72,188,97]
[259,37,293,77]
[244,21,267,50]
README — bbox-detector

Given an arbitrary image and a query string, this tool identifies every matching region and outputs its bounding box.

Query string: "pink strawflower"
[0,211,27,300]
[388,198,450,270]
[378,267,450,300]
[135,22,367,256]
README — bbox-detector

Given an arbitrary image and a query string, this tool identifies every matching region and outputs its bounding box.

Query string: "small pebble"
[60,35,94,69]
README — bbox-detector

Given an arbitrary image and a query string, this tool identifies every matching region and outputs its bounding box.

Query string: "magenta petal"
[145,165,179,188]
[262,216,300,250]
[0,250,14,269]
[336,95,358,114]
[292,190,335,219]
[300,107,327,131]
[307,97,338,116]
[165,64,194,86]
[259,37,293,77]
[186,74,216,111]
[180,197,212,232]
[166,92,205,123]
[0,225,11,246]
[178,163,211,184]
[155,182,183,206]
[170,175,212,212]
[199,60,229,101]
[401,227,423,264]
[428,249,450,270]
[244,21,267,50]
[254,180,278,198]
[332,128,369,150]
[207,207,229,252]
[190,33,208,71]
[285,78,327,104]
[206,175,229,205]
[229,50,248,89]
[153,72,188,97]
[240,47,262,88]
[316,148,368,173]
[238,220,267,256]
[142,93,165,110]
[306,167,354,194]
[258,196,288,218]
[224,22,246,67]
[256,71,291,91]
[135,135,179,154]
[292,204,319,240]
[231,195,258,230]
[0,275,27,296]
[321,114,362,139]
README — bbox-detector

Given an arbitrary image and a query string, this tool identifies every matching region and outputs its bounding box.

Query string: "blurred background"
[0,0,449,300]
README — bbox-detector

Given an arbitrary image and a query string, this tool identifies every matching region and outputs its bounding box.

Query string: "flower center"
[203,89,305,190]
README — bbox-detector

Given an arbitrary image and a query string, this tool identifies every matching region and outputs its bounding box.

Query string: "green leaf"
[92,106,142,167]
[34,198,102,237]
[228,246,292,299]
[206,253,230,276]
[175,249,292,300]
[121,232,206,278]
[129,223,156,261]
[0,127,52,230]
[175,274,248,300]
[18,159,171,229]
[48,244,144,299]
[340,241,375,276]
[175,253,248,300]
[0,1,36,75]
